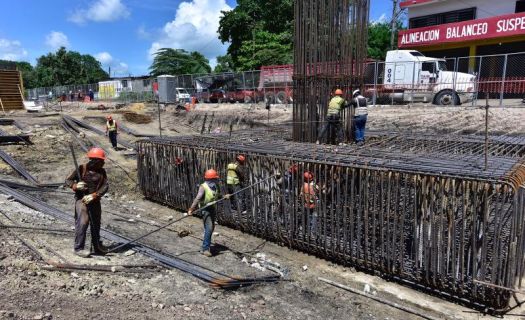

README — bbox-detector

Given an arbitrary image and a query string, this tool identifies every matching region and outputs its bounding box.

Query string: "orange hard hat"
[87,147,106,160]
[304,171,313,181]
[106,115,113,120]
[334,89,343,95]
[204,169,219,180]
[289,164,298,173]
[236,155,246,163]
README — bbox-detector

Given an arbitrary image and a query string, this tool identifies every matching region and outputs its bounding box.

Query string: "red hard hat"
[204,169,219,180]
[304,171,313,181]
[289,164,298,173]
[87,147,106,160]
[236,155,246,163]
[106,115,113,120]
[334,89,343,95]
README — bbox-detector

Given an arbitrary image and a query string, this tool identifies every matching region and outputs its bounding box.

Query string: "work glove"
[223,194,231,200]
[186,208,193,216]
[74,181,87,192]
[82,193,97,205]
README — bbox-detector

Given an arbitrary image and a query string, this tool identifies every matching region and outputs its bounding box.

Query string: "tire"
[434,90,459,106]
[276,91,287,104]
[244,95,252,103]
[264,93,275,104]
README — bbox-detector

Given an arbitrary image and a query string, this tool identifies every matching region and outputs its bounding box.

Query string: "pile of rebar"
[137,131,525,310]
[292,0,370,143]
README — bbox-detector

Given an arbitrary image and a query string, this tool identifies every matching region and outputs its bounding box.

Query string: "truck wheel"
[264,93,275,104]
[435,90,459,106]
[244,96,252,103]
[276,91,287,104]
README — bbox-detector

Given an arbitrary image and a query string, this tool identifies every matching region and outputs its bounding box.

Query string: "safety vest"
[327,96,346,115]
[200,182,219,208]
[227,163,239,185]
[106,121,117,132]
[302,182,317,209]
[354,96,368,116]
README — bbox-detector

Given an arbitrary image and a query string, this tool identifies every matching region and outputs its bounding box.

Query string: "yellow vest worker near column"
[105,115,118,150]
[226,154,246,213]
[316,89,349,145]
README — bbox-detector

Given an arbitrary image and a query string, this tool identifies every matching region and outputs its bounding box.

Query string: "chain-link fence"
[25,52,525,106]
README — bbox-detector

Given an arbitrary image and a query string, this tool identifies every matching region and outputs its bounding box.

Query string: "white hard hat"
[352,89,361,96]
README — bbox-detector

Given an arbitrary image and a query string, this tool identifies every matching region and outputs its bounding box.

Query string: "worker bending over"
[188,169,228,257]
[65,148,109,258]
[105,115,118,150]
[227,155,247,213]
[352,89,368,145]
[317,89,349,145]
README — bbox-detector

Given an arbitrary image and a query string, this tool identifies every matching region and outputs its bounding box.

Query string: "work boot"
[201,250,212,257]
[74,249,91,258]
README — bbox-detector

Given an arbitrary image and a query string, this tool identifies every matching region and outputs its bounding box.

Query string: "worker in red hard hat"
[316,88,349,145]
[301,171,320,239]
[188,169,228,257]
[105,115,118,150]
[226,155,247,214]
[65,147,109,258]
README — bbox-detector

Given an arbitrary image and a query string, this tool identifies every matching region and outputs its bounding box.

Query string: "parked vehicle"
[258,65,293,104]
[209,89,230,103]
[381,50,476,105]
[231,88,258,103]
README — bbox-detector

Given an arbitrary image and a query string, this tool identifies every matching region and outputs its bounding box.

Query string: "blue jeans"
[202,208,216,251]
[353,115,367,142]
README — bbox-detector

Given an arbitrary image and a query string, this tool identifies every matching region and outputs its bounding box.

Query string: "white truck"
[383,50,477,105]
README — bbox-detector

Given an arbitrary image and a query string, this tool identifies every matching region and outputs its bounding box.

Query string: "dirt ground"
[1,101,525,320]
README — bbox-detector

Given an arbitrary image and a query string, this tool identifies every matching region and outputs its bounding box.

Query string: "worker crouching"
[188,169,227,257]
[65,147,108,258]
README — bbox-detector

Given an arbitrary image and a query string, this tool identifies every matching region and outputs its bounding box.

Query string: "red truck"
[258,64,293,104]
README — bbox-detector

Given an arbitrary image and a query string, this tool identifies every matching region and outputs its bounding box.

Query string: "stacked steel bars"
[137,132,525,310]
[293,0,370,143]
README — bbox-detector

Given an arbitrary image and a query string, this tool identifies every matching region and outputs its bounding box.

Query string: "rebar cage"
[137,132,525,310]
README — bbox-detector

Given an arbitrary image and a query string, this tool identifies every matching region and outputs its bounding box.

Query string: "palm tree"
[149,48,212,76]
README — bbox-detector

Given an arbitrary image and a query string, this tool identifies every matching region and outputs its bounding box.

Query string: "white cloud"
[95,51,129,76]
[137,25,152,40]
[45,31,70,50]
[95,51,113,64]
[0,38,28,61]
[69,0,130,25]
[372,13,389,24]
[148,0,232,66]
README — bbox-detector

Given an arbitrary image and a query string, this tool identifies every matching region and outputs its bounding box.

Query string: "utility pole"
[390,0,399,50]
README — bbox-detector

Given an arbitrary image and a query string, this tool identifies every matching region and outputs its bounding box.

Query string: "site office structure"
[398,0,525,73]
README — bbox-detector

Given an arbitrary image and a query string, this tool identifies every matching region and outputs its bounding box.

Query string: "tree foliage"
[34,47,108,87]
[367,21,405,60]
[213,54,235,73]
[218,0,293,70]
[149,48,211,76]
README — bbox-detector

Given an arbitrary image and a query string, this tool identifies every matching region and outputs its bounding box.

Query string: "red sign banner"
[399,12,525,47]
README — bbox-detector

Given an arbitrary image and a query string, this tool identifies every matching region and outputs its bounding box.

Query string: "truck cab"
[384,50,476,105]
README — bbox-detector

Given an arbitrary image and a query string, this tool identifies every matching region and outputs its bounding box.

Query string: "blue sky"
[0,0,393,77]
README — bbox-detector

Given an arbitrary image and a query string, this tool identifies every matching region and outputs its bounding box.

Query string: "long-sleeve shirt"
[190,181,221,211]
[65,164,109,201]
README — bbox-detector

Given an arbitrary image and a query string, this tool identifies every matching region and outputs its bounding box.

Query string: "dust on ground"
[1,101,524,320]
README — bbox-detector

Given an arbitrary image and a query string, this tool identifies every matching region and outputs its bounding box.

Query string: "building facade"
[399,0,525,71]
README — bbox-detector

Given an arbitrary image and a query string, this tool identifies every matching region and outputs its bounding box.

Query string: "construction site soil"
[1,101,524,320]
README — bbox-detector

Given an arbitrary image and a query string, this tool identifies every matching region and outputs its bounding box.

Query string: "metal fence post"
[500,54,508,107]
[372,62,377,107]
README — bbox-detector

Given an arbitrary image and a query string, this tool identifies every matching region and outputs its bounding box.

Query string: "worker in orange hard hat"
[301,171,320,240]
[226,155,247,214]
[65,147,109,258]
[105,115,119,150]
[188,169,229,257]
[316,88,349,145]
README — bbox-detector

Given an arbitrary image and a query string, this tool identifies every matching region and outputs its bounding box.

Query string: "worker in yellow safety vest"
[187,169,227,257]
[226,155,246,213]
[105,115,118,150]
[316,89,349,145]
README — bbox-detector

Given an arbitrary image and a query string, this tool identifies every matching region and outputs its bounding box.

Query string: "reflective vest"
[327,96,346,115]
[106,121,117,132]
[227,163,240,185]
[200,182,219,208]
[354,96,368,116]
[302,182,317,209]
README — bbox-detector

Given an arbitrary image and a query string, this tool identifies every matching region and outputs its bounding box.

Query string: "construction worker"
[316,89,349,145]
[65,147,108,258]
[352,89,368,145]
[105,115,118,150]
[187,169,228,257]
[301,171,319,238]
[277,164,298,206]
[227,155,247,213]
[88,89,95,101]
